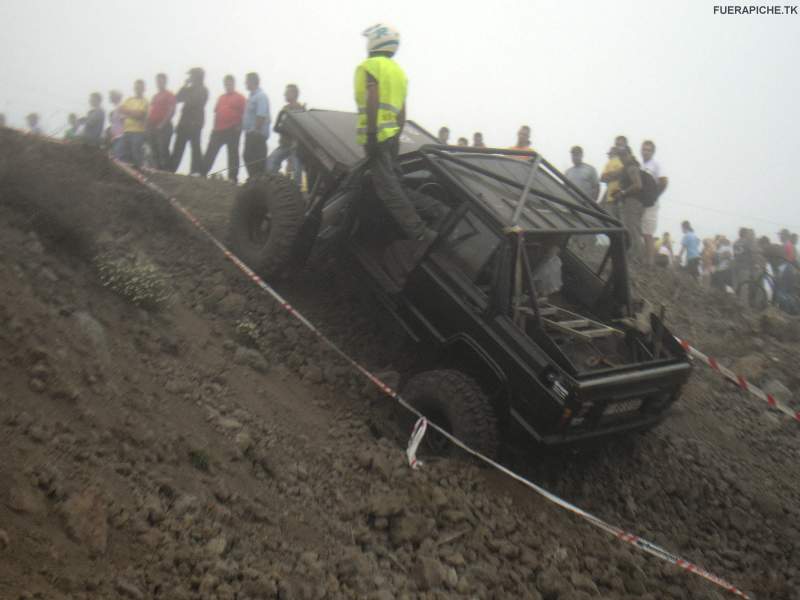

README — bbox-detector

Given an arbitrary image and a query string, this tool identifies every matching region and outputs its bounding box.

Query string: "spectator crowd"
[3,69,306,184]
[2,70,797,313]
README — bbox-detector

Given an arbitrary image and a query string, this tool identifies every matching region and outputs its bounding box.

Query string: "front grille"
[603,398,643,416]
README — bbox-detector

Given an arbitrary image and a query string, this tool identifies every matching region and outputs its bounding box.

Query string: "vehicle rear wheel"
[229,174,305,278]
[401,369,499,459]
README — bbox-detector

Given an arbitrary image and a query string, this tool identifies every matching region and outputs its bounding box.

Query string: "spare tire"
[402,369,499,459]
[229,174,305,278]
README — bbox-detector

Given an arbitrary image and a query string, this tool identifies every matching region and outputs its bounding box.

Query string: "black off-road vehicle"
[230,110,691,458]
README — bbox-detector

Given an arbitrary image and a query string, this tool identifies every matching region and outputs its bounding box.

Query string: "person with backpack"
[641,140,668,266]
[612,146,658,261]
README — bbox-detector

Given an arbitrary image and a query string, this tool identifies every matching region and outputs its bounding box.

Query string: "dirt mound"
[1,132,799,599]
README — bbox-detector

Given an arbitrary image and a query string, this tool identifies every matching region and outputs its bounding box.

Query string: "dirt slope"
[1,130,799,600]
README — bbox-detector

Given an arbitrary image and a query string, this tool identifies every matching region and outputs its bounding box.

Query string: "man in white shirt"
[533,245,563,298]
[640,140,669,266]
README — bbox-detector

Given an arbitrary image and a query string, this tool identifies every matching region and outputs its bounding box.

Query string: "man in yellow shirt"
[119,79,149,168]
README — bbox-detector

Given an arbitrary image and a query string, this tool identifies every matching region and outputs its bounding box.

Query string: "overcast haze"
[1,0,798,242]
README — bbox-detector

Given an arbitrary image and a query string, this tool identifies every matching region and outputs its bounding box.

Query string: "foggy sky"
[1,0,798,243]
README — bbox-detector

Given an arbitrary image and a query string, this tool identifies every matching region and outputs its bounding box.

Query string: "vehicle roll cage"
[391,145,632,320]
[413,144,624,235]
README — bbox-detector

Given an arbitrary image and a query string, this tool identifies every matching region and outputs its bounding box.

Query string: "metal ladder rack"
[538,304,623,341]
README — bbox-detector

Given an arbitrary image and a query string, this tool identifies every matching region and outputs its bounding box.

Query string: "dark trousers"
[711,268,732,290]
[243,131,267,179]
[686,257,701,278]
[148,122,173,171]
[369,136,431,240]
[204,127,241,181]
[120,132,146,168]
[171,126,203,174]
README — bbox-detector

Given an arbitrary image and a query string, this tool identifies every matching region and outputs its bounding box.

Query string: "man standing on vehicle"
[354,24,439,262]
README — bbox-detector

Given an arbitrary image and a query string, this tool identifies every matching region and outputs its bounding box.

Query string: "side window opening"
[566,234,612,282]
[439,212,501,290]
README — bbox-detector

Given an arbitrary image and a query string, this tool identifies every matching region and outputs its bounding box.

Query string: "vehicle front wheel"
[401,369,499,460]
[229,174,305,278]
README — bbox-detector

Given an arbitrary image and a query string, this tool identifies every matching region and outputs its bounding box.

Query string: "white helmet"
[363,23,400,56]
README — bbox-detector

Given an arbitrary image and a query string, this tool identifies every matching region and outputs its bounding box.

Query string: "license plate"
[604,398,643,415]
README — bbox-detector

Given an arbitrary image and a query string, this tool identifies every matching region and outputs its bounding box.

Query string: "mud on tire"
[402,369,499,459]
[229,174,305,278]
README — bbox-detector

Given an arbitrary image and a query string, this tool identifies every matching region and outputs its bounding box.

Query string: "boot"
[383,229,437,287]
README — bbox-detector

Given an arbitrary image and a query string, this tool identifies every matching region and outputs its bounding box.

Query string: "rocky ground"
[1,130,799,600]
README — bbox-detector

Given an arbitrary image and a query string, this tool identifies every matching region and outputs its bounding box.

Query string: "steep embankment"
[0,131,798,599]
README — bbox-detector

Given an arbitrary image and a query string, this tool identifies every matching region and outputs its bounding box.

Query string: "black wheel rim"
[248,208,272,245]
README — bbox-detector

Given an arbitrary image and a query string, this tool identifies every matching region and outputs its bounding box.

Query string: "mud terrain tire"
[229,174,305,278]
[402,369,499,459]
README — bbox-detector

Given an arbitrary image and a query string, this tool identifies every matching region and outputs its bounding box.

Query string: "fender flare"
[439,334,511,418]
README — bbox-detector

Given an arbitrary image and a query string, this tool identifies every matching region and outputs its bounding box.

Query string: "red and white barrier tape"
[677,338,799,423]
[406,417,428,470]
[112,160,751,599]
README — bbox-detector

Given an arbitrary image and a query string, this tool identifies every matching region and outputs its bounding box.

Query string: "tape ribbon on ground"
[113,160,751,599]
[406,417,428,470]
[677,338,799,422]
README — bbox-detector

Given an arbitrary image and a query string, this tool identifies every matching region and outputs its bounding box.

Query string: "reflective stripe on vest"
[356,122,399,134]
[357,103,402,115]
[354,56,408,145]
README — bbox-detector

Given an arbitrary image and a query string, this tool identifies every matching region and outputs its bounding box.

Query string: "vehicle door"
[402,208,504,343]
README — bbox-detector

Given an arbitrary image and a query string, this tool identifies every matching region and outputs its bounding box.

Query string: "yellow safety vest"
[354,56,407,145]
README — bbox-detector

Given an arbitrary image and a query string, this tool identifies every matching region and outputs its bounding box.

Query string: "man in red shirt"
[203,74,246,182]
[780,229,796,263]
[147,73,176,170]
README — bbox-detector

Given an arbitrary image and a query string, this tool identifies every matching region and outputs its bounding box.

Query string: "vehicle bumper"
[512,360,692,446]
